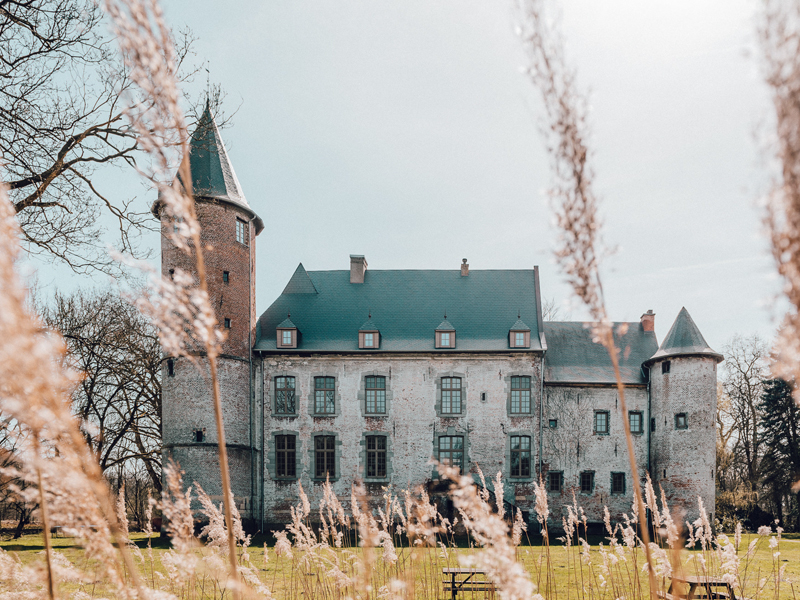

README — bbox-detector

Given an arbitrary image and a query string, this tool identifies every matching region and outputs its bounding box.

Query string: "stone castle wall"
[649,356,718,525]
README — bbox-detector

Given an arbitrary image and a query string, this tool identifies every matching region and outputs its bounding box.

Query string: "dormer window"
[276,314,298,349]
[435,316,455,349]
[358,314,380,349]
[509,315,531,348]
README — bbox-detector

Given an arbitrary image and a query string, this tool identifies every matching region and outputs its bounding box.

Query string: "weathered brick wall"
[259,353,542,525]
[542,385,649,525]
[160,198,257,519]
[650,356,717,526]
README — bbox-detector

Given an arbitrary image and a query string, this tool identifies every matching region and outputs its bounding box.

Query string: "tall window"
[236,218,248,245]
[662,361,671,374]
[441,377,462,414]
[510,435,531,478]
[629,411,643,434]
[440,332,451,346]
[276,435,296,478]
[315,436,335,478]
[438,436,464,472]
[510,376,531,414]
[315,377,335,414]
[275,376,296,414]
[548,471,563,492]
[580,471,595,494]
[366,436,387,478]
[365,376,386,414]
[611,472,626,494]
[594,410,609,434]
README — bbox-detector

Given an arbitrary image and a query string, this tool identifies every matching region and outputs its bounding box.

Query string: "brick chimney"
[461,258,469,276]
[350,255,367,283]
[641,310,655,332]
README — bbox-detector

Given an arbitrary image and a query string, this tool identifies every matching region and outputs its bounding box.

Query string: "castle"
[157,106,722,531]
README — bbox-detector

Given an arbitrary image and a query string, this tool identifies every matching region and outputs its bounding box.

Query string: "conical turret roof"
[153,102,263,233]
[646,307,723,364]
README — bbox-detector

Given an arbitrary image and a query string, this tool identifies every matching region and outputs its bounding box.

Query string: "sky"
[30,0,781,354]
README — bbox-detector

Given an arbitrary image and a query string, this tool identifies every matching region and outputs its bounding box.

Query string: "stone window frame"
[358,371,393,417]
[435,371,468,417]
[611,471,626,495]
[359,431,394,483]
[548,418,558,429]
[267,430,302,481]
[580,470,595,494]
[432,426,469,479]
[504,372,535,416]
[308,430,342,482]
[593,410,610,435]
[547,470,564,493]
[269,371,300,418]
[628,411,644,435]
[505,431,534,481]
[675,412,688,430]
[308,373,341,418]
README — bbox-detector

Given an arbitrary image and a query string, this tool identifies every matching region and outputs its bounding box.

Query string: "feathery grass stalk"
[516,1,658,596]
[33,438,55,600]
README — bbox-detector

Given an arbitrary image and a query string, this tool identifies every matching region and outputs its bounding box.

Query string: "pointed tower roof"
[282,264,318,294]
[152,102,263,233]
[646,307,723,364]
[277,315,297,329]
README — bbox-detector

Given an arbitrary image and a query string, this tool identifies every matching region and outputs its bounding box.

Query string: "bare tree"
[0,0,198,275]
[721,334,769,493]
[42,289,162,491]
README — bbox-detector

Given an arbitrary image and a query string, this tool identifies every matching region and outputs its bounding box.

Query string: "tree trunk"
[12,507,29,539]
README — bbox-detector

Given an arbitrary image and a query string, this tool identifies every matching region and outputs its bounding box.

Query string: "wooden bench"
[667,575,740,600]
[442,569,495,599]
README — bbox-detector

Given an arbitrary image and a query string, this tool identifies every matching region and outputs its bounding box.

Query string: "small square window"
[236,218,248,245]
[547,471,563,492]
[594,411,609,435]
[224,318,231,329]
[611,472,626,494]
[662,361,671,374]
[441,332,450,346]
[194,429,205,443]
[223,271,230,284]
[515,332,525,346]
[549,419,558,429]
[364,333,374,347]
[675,413,688,429]
[629,411,643,434]
[282,330,293,345]
[580,471,594,494]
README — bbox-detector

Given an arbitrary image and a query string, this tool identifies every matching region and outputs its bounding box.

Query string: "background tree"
[42,289,162,492]
[0,0,201,275]
[759,378,800,529]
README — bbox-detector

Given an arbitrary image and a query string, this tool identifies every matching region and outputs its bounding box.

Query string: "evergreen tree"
[759,378,800,530]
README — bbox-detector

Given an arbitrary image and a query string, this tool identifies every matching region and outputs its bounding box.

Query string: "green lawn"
[0,531,797,599]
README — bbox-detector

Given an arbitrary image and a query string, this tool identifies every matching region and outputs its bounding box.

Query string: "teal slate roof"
[510,318,531,331]
[277,316,296,329]
[543,321,658,384]
[255,268,543,353]
[646,307,723,364]
[436,319,455,331]
[359,317,379,331]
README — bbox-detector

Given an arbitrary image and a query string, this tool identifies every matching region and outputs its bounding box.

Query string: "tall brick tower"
[647,307,722,525]
[154,104,264,522]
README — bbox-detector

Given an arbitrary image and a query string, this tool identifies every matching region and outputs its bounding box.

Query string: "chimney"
[350,255,367,283]
[461,258,469,276]
[641,310,655,332]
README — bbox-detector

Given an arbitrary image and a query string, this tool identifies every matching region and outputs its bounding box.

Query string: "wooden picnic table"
[442,568,494,600]
[666,575,737,600]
